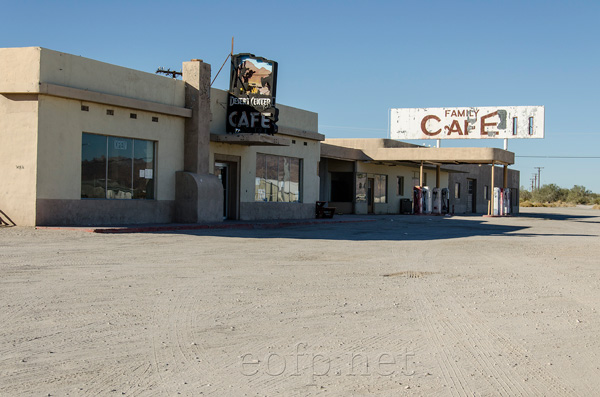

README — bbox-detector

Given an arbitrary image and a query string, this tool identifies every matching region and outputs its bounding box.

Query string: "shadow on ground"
[517,211,600,222]
[154,215,597,241]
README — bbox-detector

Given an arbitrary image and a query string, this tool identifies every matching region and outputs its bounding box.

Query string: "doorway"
[467,178,476,213]
[214,159,239,220]
[367,178,375,214]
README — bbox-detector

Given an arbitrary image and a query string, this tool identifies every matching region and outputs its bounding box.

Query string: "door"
[367,178,375,214]
[467,178,476,213]
[214,160,239,220]
[214,162,229,219]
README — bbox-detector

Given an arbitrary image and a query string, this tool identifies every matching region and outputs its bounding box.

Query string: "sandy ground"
[1,207,599,396]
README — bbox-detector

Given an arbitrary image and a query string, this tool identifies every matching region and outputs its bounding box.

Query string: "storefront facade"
[1,47,519,226]
[0,47,322,226]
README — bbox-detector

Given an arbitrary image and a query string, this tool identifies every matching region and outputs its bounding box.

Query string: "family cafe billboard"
[390,106,544,140]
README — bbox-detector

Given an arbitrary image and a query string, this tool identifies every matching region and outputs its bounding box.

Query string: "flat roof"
[322,139,514,166]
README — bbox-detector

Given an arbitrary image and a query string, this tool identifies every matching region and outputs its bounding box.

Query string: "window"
[356,173,367,203]
[255,153,302,202]
[454,182,461,199]
[397,176,405,196]
[81,133,155,199]
[374,174,387,203]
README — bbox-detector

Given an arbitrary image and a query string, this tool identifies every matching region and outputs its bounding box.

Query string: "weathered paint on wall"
[0,94,39,225]
[447,164,520,215]
[210,88,318,134]
[35,96,184,201]
[38,48,186,107]
[355,161,449,215]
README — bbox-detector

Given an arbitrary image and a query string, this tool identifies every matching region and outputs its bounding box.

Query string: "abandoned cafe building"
[0,47,520,226]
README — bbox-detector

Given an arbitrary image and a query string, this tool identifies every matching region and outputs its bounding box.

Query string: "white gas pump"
[493,187,502,216]
[423,186,432,214]
[432,187,441,214]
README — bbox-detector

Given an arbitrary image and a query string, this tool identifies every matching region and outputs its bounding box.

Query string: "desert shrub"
[532,184,566,203]
[520,187,532,202]
[567,185,592,204]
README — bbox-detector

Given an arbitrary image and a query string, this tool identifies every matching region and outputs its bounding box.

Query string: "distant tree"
[567,185,592,204]
[520,186,532,202]
[532,184,565,203]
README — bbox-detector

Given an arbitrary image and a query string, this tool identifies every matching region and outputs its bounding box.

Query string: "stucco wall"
[39,48,186,107]
[447,164,520,215]
[1,47,189,225]
[0,94,39,225]
[209,87,321,220]
[210,139,320,220]
[34,96,184,225]
[36,96,184,201]
[210,88,319,134]
[356,162,449,215]
[0,47,41,93]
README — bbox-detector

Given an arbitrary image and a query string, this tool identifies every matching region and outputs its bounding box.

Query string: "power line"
[516,156,600,159]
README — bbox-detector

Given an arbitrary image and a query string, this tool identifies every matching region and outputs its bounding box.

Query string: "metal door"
[467,179,476,213]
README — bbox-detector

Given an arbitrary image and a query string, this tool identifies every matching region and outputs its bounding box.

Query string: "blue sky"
[3,0,599,192]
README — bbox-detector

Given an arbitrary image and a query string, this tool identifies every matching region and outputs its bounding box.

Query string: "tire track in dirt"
[414,295,472,397]
[412,273,580,397]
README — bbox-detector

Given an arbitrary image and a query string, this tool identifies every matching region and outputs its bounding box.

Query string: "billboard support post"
[490,162,495,216]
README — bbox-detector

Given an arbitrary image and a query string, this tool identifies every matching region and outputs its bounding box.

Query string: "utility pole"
[532,174,537,191]
[534,167,544,190]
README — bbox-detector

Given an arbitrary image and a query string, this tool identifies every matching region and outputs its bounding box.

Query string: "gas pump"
[493,187,502,216]
[441,188,449,214]
[413,186,423,214]
[423,186,432,214]
[432,188,441,214]
[503,188,511,215]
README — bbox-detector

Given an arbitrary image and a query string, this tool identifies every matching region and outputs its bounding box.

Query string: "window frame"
[255,153,303,203]
[81,132,156,200]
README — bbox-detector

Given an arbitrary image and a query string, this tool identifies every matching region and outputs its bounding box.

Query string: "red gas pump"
[413,186,423,214]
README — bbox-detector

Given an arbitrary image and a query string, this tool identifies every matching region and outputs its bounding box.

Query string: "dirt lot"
[1,207,599,396]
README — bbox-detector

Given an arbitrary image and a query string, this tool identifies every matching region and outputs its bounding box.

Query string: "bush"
[520,184,598,206]
[531,184,566,203]
[520,187,532,202]
[567,185,592,204]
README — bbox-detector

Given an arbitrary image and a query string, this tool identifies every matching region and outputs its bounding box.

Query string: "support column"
[436,165,440,188]
[503,164,508,189]
[183,59,211,174]
[419,161,424,186]
[490,162,495,216]
[175,59,223,223]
